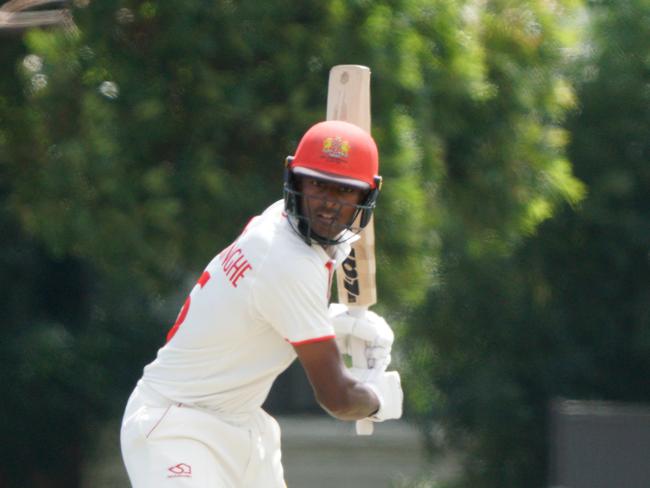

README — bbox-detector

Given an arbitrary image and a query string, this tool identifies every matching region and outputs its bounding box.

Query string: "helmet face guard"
[283,160,381,246]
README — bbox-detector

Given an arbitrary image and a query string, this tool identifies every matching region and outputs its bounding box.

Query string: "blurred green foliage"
[405,1,650,487]
[1,0,647,487]
[538,0,650,404]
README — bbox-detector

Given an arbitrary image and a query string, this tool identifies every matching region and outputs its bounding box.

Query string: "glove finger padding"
[329,304,394,347]
[347,335,370,369]
[348,340,389,369]
[329,304,394,369]
[349,368,403,422]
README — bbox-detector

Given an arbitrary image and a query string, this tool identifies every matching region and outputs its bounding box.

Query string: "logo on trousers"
[168,463,192,478]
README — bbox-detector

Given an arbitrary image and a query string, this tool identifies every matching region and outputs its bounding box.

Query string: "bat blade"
[326,65,371,133]
[326,64,377,436]
[326,65,377,310]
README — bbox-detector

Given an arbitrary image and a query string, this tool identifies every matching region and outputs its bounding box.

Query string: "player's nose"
[321,191,340,208]
[324,184,344,201]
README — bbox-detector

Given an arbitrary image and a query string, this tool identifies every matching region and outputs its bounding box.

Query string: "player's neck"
[322,243,337,258]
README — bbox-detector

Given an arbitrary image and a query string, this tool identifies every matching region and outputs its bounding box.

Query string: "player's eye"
[338,185,355,194]
[309,179,325,187]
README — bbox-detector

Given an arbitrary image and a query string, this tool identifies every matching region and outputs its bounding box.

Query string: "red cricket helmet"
[289,120,380,190]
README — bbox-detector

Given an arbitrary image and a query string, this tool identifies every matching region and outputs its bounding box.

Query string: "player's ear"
[284,156,294,182]
[359,176,382,228]
[284,156,299,214]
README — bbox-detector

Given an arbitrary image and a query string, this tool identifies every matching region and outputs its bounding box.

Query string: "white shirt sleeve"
[252,254,334,345]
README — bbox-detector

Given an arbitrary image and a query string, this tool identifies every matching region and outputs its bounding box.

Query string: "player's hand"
[349,368,403,422]
[329,303,394,370]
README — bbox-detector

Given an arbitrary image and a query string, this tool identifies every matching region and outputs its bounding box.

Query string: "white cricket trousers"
[120,382,286,487]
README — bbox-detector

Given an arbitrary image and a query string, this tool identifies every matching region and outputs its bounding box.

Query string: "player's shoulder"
[234,201,281,245]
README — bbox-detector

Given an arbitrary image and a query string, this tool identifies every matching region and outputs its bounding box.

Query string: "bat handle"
[356,418,374,436]
[347,305,376,436]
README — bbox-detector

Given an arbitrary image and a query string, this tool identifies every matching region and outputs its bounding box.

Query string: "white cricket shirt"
[140,200,353,415]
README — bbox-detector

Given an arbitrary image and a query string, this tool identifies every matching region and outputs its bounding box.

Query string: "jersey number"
[165,271,211,342]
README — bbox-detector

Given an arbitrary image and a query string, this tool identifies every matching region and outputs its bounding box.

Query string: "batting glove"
[329,303,394,370]
[349,368,403,422]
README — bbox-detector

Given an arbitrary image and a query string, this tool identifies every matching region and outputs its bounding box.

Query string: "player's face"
[298,177,366,240]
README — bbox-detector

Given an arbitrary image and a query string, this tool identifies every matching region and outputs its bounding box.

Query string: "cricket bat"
[326,65,377,436]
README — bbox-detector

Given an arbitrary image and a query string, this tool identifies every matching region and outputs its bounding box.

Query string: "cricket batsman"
[120,120,403,487]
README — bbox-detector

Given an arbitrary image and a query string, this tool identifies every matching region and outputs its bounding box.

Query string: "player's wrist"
[349,368,403,422]
[364,381,384,420]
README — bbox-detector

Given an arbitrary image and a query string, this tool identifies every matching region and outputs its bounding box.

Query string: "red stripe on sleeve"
[289,335,336,346]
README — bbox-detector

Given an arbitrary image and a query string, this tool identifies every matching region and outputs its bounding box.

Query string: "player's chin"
[311,220,344,241]
[312,226,337,240]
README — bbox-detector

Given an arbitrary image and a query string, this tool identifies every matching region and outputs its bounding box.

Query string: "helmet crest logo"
[322,136,350,160]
